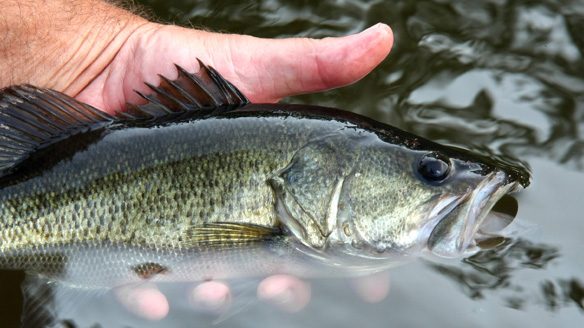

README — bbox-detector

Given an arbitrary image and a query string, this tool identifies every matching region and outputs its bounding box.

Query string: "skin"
[0,0,394,320]
[0,0,393,112]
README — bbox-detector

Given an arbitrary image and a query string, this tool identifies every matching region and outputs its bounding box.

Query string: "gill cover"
[269,135,358,248]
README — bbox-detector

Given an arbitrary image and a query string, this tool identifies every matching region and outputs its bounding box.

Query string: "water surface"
[4,0,584,326]
[132,0,584,326]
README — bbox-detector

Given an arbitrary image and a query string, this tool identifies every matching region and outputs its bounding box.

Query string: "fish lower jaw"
[426,172,521,259]
[465,180,522,243]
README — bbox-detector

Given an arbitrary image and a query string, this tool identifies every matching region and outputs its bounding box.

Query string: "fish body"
[0,106,412,287]
[0,62,530,290]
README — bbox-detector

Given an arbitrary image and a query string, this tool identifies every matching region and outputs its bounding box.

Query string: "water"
[3,0,584,326]
[134,0,584,326]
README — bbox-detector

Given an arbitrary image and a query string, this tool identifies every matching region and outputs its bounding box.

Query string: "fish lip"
[426,171,521,258]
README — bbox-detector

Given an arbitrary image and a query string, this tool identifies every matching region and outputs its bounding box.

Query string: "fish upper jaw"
[425,171,522,258]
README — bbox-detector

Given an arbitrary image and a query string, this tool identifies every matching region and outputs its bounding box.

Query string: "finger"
[257,275,311,313]
[347,270,391,303]
[114,283,169,321]
[189,281,232,313]
[153,23,393,103]
[203,23,394,102]
[243,23,394,102]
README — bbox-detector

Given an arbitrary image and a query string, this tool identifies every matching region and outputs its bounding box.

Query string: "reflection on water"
[541,278,584,313]
[429,238,561,308]
[2,0,584,326]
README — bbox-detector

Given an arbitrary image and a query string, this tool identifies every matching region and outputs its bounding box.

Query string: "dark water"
[4,0,584,327]
[129,0,583,327]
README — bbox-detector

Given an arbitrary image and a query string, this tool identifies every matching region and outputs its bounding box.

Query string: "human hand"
[0,0,393,114]
[114,271,391,321]
[113,276,312,321]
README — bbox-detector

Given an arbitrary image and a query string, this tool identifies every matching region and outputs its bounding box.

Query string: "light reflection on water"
[3,0,584,326]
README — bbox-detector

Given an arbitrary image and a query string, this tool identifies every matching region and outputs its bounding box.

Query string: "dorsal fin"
[0,59,249,178]
[121,59,250,119]
[0,85,115,177]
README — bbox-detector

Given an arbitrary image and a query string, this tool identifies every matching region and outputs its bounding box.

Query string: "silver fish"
[0,60,530,327]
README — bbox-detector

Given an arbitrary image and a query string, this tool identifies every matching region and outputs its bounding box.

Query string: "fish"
[0,60,530,327]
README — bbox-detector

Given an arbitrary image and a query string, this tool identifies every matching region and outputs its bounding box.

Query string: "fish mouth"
[426,171,522,258]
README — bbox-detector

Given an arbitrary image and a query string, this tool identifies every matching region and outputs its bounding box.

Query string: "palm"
[75,24,392,114]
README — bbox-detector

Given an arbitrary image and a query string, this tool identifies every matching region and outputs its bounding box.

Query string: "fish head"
[335,140,530,263]
[271,131,530,268]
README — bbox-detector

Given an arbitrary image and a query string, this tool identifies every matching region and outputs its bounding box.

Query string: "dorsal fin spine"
[224,80,247,104]
[120,104,151,119]
[0,59,251,175]
[175,64,221,106]
[134,90,173,114]
[197,60,248,105]
[126,58,250,119]
[158,74,203,108]
[144,82,190,111]
[203,65,236,105]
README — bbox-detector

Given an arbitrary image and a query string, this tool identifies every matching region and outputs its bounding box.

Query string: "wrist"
[0,0,149,94]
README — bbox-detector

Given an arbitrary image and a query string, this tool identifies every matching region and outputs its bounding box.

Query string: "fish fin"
[0,85,115,177]
[20,273,107,328]
[124,59,250,119]
[186,222,282,247]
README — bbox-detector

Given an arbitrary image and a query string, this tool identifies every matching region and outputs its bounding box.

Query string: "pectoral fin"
[185,222,283,247]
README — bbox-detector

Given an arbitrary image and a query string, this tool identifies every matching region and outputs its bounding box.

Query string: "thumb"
[201,23,394,102]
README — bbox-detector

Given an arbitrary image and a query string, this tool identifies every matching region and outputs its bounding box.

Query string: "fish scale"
[0,113,341,262]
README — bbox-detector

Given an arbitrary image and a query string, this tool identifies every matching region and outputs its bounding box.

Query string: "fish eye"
[418,152,451,182]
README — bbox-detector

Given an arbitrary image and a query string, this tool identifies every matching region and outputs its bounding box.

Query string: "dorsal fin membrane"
[0,85,115,176]
[122,59,250,119]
